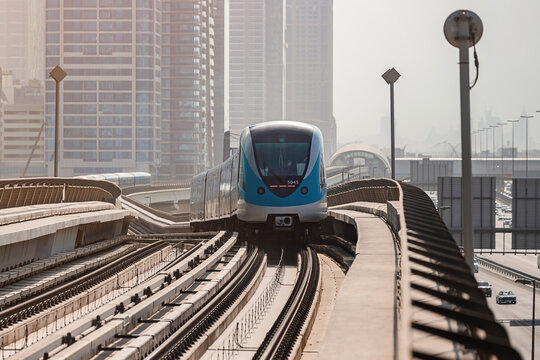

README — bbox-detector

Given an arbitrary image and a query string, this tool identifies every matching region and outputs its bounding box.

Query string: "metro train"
[190,121,327,236]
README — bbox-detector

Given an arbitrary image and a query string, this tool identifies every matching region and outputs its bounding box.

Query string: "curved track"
[0,241,168,330]
[254,247,320,360]
[148,245,264,360]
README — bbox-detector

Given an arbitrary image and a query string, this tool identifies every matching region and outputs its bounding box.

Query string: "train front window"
[250,128,312,197]
[254,142,309,178]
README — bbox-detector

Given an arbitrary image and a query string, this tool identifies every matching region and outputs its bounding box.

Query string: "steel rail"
[254,247,320,360]
[147,245,264,360]
[0,241,168,330]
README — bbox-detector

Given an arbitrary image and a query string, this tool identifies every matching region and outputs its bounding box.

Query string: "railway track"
[8,231,234,359]
[116,245,264,360]
[254,247,320,360]
[0,241,168,331]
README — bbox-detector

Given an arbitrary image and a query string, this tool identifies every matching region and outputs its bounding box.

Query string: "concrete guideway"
[0,202,136,271]
[319,179,521,359]
[319,203,397,359]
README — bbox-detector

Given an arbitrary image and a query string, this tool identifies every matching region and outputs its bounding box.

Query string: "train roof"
[248,121,319,136]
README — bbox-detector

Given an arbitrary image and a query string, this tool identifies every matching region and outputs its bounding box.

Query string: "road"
[475,266,540,359]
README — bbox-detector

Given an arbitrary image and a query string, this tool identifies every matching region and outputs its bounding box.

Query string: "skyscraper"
[160,0,216,180]
[227,0,285,149]
[286,0,335,157]
[213,0,229,163]
[0,70,46,178]
[0,0,44,84]
[44,0,161,176]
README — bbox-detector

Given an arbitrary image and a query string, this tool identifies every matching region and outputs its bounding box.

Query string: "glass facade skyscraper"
[160,0,215,180]
[45,0,161,176]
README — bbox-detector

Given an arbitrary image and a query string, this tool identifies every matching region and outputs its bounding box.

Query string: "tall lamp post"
[483,127,490,171]
[497,122,507,189]
[381,67,401,180]
[521,115,533,178]
[49,65,67,177]
[490,125,497,173]
[472,130,479,157]
[515,278,536,360]
[444,10,483,269]
[507,119,520,178]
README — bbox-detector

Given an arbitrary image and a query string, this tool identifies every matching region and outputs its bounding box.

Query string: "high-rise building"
[213,0,228,163]
[227,0,286,149]
[0,0,44,84]
[265,0,285,122]
[160,0,216,181]
[44,0,161,176]
[0,70,47,178]
[285,0,335,157]
[228,0,264,148]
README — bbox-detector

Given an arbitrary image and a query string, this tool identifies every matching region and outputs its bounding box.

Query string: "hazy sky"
[334,1,540,153]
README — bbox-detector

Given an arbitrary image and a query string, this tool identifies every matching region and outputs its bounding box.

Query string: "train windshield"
[251,130,311,196]
[254,142,309,177]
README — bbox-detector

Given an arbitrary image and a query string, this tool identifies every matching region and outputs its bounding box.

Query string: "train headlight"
[300,186,308,194]
[257,187,265,195]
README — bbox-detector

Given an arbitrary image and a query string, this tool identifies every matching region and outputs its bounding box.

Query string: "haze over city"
[335,0,540,154]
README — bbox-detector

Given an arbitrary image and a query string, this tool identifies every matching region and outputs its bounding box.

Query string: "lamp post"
[49,65,67,177]
[515,278,536,360]
[497,123,507,189]
[483,127,490,172]
[381,67,401,180]
[521,115,533,178]
[508,119,520,178]
[490,125,497,173]
[444,10,483,269]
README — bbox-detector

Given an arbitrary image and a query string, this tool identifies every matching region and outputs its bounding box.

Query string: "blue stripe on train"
[239,152,325,207]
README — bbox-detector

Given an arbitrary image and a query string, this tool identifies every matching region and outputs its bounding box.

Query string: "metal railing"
[327,178,521,359]
[0,178,121,209]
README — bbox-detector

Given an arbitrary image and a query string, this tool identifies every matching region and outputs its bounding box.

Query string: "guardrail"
[398,183,521,359]
[476,256,540,282]
[0,178,121,209]
[327,178,521,359]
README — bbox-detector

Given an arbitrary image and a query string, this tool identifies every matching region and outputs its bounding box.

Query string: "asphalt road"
[476,265,540,359]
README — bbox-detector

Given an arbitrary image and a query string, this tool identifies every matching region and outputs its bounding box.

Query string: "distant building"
[0,0,44,84]
[213,0,229,163]
[227,0,286,149]
[159,0,216,181]
[44,0,161,176]
[285,0,335,158]
[0,70,46,178]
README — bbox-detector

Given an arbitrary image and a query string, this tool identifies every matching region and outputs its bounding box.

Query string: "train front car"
[237,121,327,235]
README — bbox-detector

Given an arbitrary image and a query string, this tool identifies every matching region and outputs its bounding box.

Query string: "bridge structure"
[0,177,530,359]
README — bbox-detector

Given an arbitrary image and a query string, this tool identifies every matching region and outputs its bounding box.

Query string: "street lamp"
[515,278,536,360]
[490,125,497,173]
[507,119,519,178]
[483,127,490,171]
[521,115,533,178]
[444,9,483,269]
[497,122,507,189]
[49,65,67,177]
[381,68,400,180]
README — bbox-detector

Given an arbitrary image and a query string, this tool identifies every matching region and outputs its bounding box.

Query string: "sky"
[334,0,540,154]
